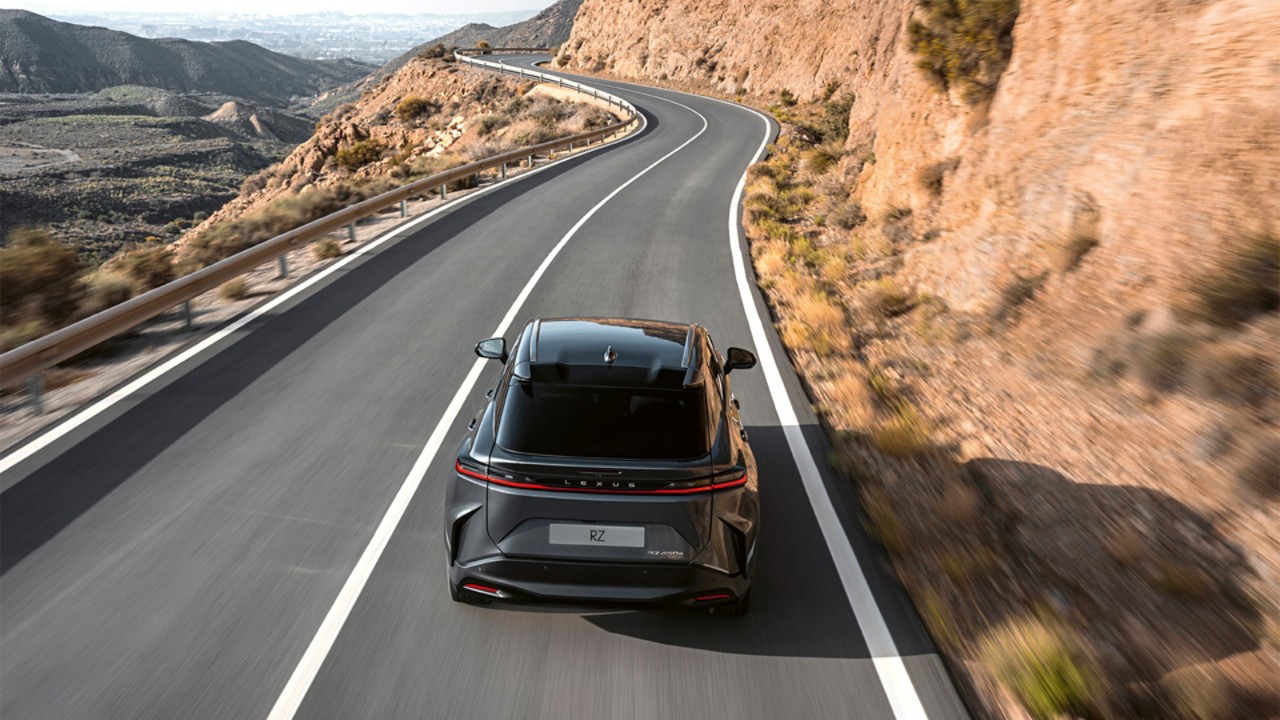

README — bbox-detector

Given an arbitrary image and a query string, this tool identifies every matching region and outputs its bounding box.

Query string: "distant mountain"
[305,0,583,118]
[383,0,583,77]
[0,10,373,105]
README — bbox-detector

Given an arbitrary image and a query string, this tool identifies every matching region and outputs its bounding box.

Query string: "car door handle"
[468,417,477,431]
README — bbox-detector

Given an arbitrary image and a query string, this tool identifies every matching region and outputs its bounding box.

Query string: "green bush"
[395,96,437,123]
[1192,234,1279,327]
[0,228,85,331]
[335,139,385,171]
[909,0,1020,103]
[979,618,1100,720]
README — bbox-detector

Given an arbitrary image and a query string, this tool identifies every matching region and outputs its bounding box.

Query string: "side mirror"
[724,347,757,374]
[475,337,508,363]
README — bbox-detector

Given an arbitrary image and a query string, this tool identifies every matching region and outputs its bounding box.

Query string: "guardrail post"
[26,374,44,415]
[182,300,194,331]
[472,172,479,186]
[501,162,507,179]
[527,155,533,168]
[440,184,447,200]
[347,223,357,244]
[400,199,408,217]
[278,255,289,279]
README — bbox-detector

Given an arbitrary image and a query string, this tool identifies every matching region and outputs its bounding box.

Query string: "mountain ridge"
[0,10,372,105]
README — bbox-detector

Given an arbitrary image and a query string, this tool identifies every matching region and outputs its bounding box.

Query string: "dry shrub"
[1103,523,1146,567]
[828,199,867,230]
[815,249,848,285]
[335,139,385,170]
[107,244,175,291]
[861,485,908,555]
[1147,556,1216,599]
[802,144,842,175]
[871,402,932,457]
[991,272,1044,324]
[1135,329,1199,392]
[917,158,958,197]
[0,228,85,333]
[752,239,790,288]
[395,95,437,123]
[859,277,913,318]
[789,289,851,356]
[978,617,1102,720]
[79,271,136,316]
[938,544,996,586]
[1192,234,1279,327]
[909,0,1020,104]
[1232,433,1279,502]
[1054,232,1099,273]
[1192,342,1277,407]
[219,277,250,301]
[934,480,980,527]
[473,113,510,136]
[825,363,875,428]
[312,239,343,260]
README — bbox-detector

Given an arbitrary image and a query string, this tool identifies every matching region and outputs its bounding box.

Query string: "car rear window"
[496,382,709,460]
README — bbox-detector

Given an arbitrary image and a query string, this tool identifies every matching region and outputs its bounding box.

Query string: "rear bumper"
[449,554,752,606]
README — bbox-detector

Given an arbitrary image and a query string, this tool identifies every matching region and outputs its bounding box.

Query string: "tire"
[711,590,751,617]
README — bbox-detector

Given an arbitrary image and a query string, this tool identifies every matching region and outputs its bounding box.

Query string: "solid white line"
[720,100,930,718]
[264,95,706,720]
[0,123,634,478]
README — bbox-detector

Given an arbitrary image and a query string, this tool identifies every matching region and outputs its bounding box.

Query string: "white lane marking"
[265,96,706,720]
[721,101,930,718]
[0,124,637,478]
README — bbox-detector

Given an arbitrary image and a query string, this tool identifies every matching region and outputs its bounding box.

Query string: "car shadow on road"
[0,135,647,575]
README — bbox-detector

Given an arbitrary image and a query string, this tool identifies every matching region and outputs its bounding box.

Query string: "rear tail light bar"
[462,583,502,597]
[456,460,747,495]
[694,593,732,602]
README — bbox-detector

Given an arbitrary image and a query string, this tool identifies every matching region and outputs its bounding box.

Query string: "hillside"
[0,10,371,105]
[563,1,1280,718]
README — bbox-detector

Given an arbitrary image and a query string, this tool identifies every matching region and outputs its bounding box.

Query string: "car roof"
[515,317,702,389]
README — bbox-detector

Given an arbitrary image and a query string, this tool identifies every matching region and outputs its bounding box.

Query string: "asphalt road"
[0,56,969,719]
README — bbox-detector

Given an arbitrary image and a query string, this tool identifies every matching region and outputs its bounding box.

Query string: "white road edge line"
[264,95,706,720]
[718,100,931,718]
[0,117,635,477]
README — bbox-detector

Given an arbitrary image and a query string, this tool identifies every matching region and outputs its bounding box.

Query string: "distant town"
[42,10,542,62]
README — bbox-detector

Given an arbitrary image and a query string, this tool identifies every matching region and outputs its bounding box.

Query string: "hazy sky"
[14,0,542,14]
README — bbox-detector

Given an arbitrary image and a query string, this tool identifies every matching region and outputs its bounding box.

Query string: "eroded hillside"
[563,1,1280,717]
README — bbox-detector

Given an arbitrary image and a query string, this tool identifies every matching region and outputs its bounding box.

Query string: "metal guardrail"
[0,48,638,406]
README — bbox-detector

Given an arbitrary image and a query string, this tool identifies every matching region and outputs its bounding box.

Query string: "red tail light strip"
[462,583,501,596]
[455,460,747,495]
[694,593,732,602]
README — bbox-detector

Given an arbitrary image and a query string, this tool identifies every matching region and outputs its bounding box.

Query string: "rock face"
[565,0,1279,313]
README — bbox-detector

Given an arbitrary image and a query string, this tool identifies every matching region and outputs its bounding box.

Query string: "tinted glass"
[497,382,709,459]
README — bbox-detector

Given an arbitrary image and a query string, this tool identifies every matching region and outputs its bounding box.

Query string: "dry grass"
[1192,342,1277,408]
[871,402,932,457]
[312,239,343,260]
[787,289,852,356]
[823,362,875,428]
[1232,433,1280,502]
[977,617,1102,720]
[1161,666,1234,720]
[802,144,842,175]
[917,158,958,197]
[1146,556,1216,599]
[1135,329,1199,392]
[861,485,908,555]
[80,270,136,316]
[1191,234,1279,327]
[218,277,250,301]
[858,277,913,318]
[1054,232,1099,273]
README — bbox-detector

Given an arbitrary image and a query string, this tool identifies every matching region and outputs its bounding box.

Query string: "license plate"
[548,523,644,548]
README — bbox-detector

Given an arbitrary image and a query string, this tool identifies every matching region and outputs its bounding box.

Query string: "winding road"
[0,56,969,719]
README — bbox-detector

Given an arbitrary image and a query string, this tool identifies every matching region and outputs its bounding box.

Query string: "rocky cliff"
[565,0,1278,315]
